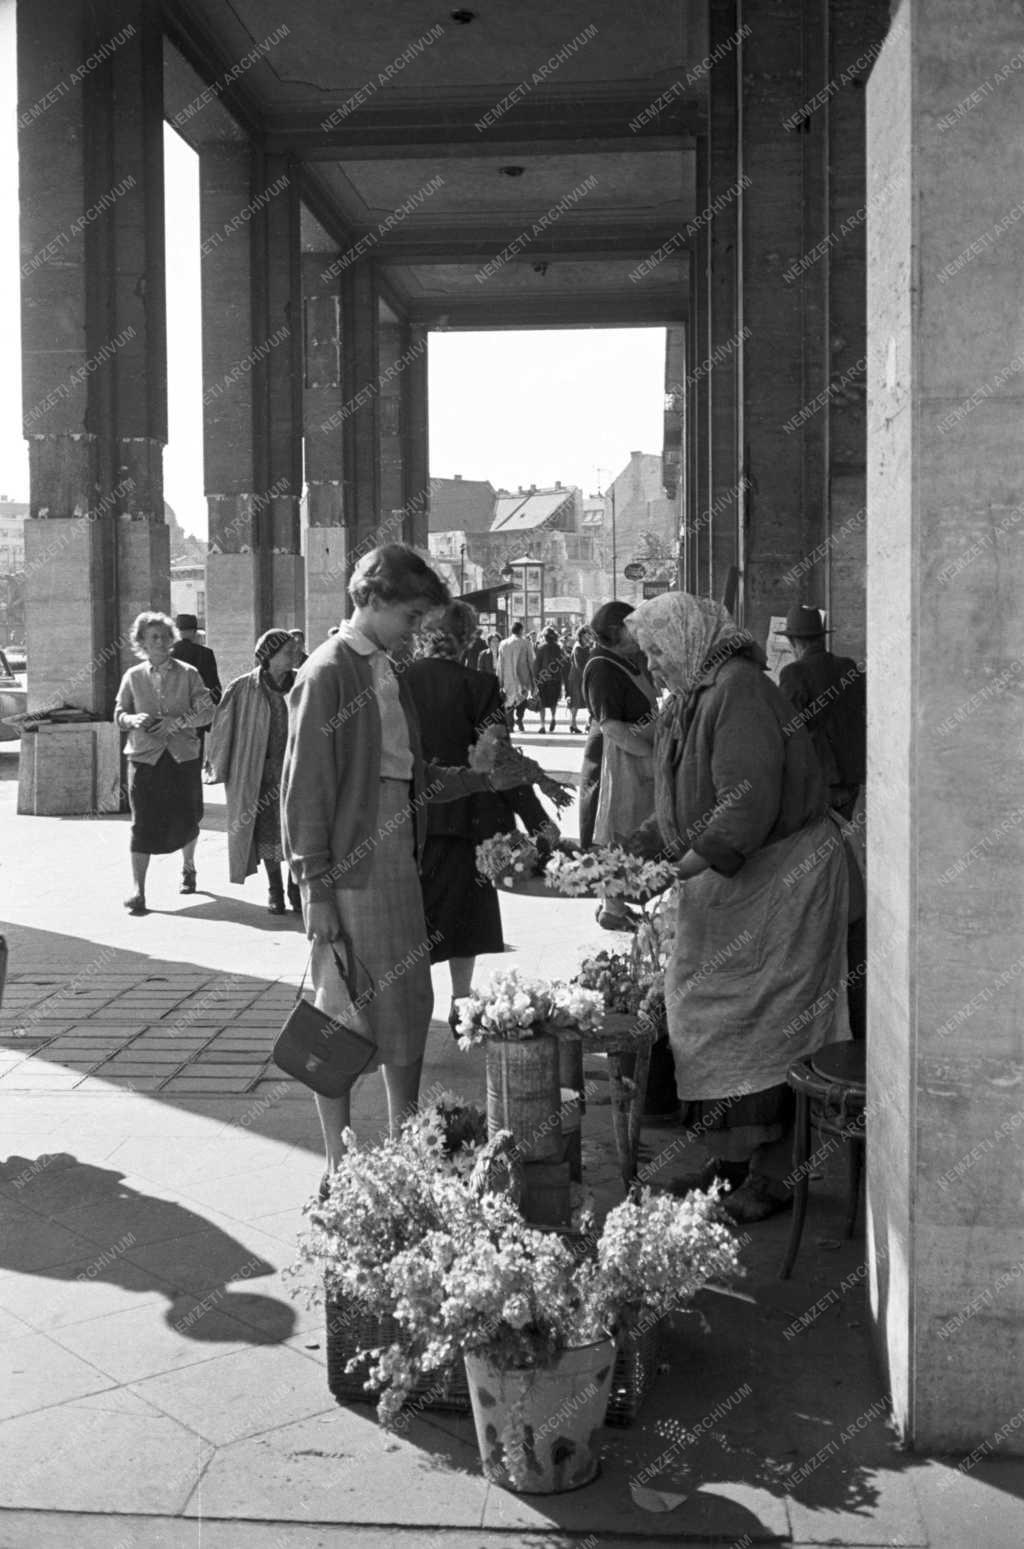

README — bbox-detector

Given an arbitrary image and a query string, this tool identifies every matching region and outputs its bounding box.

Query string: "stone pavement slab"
[3,740,1024,1546]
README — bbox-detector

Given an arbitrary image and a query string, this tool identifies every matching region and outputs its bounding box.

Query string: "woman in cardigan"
[281,545,526,1185]
[626,592,850,1224]
[565,625,592,734]
[579,600,659,929]
[114,612,216,915]
[207,629,302,915]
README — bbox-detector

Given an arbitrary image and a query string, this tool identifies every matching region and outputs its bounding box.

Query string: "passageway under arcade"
[15,0,1024,1454]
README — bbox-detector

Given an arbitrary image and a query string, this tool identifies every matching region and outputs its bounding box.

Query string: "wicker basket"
[326,1293,470,1412]
[325,1294,658,1426]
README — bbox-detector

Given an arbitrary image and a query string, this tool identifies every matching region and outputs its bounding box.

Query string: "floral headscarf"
[625,593,741,696]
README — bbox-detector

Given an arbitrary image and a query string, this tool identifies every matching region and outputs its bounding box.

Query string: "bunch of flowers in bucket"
[327,1172,742,1481]
[452,965,604,1049]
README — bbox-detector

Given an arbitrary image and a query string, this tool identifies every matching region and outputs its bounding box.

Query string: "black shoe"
[537,726,546,734]
[124,892,148,916]
[180,867,197,895]
[448,999,462,1039]
[267,889,285,915]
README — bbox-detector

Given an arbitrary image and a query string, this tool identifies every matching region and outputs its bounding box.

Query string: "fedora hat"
[775,605,830,639]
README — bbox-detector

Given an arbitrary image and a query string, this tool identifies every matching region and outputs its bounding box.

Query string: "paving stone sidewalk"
[1,734,1022,1549]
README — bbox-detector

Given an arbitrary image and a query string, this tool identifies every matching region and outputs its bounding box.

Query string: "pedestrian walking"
[533,626,565,734]
[565,625,592,733]
[114,612,216,915]
[497,621,535,732]
[206,629,303,916]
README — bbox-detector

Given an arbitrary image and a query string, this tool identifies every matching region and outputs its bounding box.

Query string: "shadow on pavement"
[0,1152,296,1344]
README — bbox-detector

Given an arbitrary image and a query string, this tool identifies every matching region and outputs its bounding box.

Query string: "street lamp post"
[596,468,618,600]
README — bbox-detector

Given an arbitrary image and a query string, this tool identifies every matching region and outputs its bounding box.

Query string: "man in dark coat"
[172,615,222,705]
[778,604,866,1042]
[777,605,864,821]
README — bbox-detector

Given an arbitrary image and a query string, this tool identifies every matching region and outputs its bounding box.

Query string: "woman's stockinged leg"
[382,1058,424,1137]
[314,1089,353,1171]
[131,853,150,892]
[449,956,475,999]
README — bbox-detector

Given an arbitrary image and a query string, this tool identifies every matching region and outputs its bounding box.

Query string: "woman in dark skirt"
[532,626,565,734]
[114,612,216,915]
[405,602,506,1024]
[565,625,592,733]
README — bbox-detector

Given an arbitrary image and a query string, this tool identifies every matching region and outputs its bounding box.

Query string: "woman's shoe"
[180,866,197,895]
[124,893,148,916]
[267,888,286,915]
[448,999,462,1039]
[721,1172,792,1223]
[537,725,546,734]
[596,904,639,933]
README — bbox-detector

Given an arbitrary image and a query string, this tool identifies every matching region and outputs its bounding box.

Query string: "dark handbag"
[273,942,376,1097]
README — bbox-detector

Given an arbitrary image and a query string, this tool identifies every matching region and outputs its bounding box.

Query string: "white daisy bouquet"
[544,843,679,903]
[453,966,605,1048]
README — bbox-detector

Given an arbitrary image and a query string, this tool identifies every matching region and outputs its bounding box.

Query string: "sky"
[0,4,667,536]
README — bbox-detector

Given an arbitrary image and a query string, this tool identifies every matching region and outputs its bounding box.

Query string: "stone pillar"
[402,324,431,550]
[706,0,742,608]
[866,0,1024,1454]
[201,145,302,681]
[379,314,406,535]
[340,263,380,559]
[302,250,347,644]
[18,0,167,716]
[257,152,304,634]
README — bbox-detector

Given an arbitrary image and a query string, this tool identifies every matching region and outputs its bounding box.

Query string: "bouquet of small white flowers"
[453,966,605,1048]
[364,1181,742,1425]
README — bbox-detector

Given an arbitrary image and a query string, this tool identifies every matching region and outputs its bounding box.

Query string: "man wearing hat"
[777,605,865,821]
[172,615,222,708]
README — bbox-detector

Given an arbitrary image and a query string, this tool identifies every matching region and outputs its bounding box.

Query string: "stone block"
[206,552,260,685]
[269,552,304,632]
[305,525,349,645]
[17,722,122,815]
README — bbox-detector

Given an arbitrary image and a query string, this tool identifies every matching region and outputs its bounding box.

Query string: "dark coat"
[171,638,222,703]
[656,649,827,876]
[778,645,865,793]
[533,641,565,709]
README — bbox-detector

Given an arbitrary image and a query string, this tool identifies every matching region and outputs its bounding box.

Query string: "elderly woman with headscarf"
[626,592,849,1224]
[207,628,302,914]
[579,600,659,929]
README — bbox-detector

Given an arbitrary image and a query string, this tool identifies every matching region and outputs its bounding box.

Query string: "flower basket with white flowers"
[453,968,605,1166]
[349,1178,743,1491]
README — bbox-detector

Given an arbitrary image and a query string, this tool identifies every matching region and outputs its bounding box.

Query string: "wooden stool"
[551,1013,654,1192]
[779,1041,866,1280]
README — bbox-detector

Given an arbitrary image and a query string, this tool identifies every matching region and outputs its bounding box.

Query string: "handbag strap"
[295,937,375,1006]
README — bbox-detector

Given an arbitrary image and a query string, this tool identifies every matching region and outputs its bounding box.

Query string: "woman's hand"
[306,898,342,944]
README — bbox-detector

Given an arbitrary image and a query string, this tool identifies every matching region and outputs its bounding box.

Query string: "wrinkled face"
[141,623,174,664]
[365,596,435,653]
[267,641,296,676]
[639,634,668,688]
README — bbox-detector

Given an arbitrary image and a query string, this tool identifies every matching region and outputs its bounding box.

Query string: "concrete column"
[402,324,431,550]
[340,263,380,559]
[689,142,712,598]
[256,152,304,633]
[379,315,405,532]
[18,0,167,715]
[201,142,261,681]
[706,0,742,606]
[302,250,347,645]
[867,0,1024,1454]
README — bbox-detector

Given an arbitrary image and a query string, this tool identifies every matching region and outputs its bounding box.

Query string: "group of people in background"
[111,548,866,1218]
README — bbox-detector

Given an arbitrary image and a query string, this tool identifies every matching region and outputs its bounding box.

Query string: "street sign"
[623,561,646,581]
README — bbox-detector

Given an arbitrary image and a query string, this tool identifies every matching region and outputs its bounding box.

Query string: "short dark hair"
[511,621,524,636]
[348,543,450,610]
